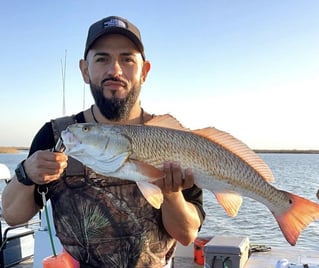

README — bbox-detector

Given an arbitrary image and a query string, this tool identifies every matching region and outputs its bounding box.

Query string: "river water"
[1,152,319,250]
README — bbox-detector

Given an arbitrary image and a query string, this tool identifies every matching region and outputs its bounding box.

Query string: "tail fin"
[273,191,319,246]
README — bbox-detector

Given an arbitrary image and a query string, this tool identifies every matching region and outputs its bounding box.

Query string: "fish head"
[61,123,132,167]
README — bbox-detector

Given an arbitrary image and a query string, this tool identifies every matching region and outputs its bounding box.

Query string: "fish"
[60,114,319,246]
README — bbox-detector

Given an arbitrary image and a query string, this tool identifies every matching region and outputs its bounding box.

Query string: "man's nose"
[107,60,123,76]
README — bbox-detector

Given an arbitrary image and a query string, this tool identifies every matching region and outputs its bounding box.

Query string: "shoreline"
[0,147,29,154]
[254,149,319,154]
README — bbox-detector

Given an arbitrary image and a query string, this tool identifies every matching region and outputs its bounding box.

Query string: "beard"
[89,77,142,121]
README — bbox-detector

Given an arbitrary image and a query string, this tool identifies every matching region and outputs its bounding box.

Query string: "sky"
[1,0,319,150]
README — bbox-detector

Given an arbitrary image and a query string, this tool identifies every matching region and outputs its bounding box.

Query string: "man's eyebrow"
[121,52,136,56]
[93,52,109,57]
[93,52,138,57]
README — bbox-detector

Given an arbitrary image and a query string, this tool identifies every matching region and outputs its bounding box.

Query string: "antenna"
[61,50,67,115]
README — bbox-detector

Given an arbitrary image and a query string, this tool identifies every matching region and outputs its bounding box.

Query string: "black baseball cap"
[84,16,145,60]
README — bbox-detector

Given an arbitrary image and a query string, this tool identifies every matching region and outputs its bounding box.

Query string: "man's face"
[81,34,150,120]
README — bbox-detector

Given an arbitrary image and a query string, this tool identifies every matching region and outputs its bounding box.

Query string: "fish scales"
[117,124,276,201]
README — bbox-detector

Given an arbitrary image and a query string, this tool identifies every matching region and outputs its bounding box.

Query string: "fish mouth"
[61,129,80,152]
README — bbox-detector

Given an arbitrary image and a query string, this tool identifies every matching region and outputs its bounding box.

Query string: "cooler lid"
[204,236,249,255]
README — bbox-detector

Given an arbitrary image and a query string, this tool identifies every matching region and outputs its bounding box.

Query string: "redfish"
[61,114,319,246]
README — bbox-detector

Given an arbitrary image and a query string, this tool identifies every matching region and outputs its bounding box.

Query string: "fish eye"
[82,126,89,133]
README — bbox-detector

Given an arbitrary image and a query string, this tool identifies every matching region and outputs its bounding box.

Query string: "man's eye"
[123,57,135,63]
[96,57,106,62]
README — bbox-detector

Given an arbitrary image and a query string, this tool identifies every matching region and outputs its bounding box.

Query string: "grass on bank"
[0,147,29,154]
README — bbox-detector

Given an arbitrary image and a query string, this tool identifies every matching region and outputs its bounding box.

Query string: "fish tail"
[136,181,164,209]
[274,191,319,246]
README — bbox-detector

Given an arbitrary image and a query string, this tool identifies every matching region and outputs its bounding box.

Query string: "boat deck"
[174,248,319,267]
[12,258,33,268]
[13,247,319,268]
[3,225,317,268]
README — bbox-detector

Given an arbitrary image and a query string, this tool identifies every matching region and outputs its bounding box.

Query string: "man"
[2,16,205,267]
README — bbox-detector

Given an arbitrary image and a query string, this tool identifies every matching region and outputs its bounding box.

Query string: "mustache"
[100,77,128,87]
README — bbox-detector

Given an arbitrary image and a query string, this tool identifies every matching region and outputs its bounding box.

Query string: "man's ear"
[79,59,90,83]
[141,60,151,83]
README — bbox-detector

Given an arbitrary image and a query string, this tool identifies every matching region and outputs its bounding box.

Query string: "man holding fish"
[2,16,205,267]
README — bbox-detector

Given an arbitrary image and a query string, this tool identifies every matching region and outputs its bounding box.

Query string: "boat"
[3,206,319,267]
[0,163,38,268]
[173,237,319,267]
[1,162,319,268]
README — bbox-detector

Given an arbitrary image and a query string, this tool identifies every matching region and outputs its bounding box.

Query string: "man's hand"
[24,150,68,185]
[154,161,194,194]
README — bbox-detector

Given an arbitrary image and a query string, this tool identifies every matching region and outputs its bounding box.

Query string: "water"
[0,151,28,191]
[1,152,319,250]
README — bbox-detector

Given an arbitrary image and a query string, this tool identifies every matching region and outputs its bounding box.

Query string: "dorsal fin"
[193,127,275,182]
[145,114,189,131]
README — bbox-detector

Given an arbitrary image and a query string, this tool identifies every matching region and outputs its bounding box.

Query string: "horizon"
[2,146,319,154]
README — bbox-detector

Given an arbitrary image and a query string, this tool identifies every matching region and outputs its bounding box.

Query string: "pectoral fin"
[107,159,165,209]
[131,160,165,209]
[129,159,165,181]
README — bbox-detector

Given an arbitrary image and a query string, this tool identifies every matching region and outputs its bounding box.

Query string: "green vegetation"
[0,147,29,153]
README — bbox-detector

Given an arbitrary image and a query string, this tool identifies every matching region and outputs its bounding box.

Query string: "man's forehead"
[92,51,141,57]
[87,43,143,61]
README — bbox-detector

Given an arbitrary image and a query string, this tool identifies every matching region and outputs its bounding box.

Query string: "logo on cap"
[103,18,126,29]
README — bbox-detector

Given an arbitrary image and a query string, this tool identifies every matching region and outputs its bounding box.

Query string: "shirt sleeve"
[182,185,206,226]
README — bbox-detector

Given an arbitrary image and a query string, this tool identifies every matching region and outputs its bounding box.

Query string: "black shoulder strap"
[51,115,85,177]
[51,115,77,142]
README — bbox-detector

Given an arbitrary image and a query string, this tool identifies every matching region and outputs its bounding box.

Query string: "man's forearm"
[2,175,40,225]
[161,191,201,246]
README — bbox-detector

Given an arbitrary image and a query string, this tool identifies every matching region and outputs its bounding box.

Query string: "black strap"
[80,263,96,268]
[51,115,85,177]
[51,115,77,141]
